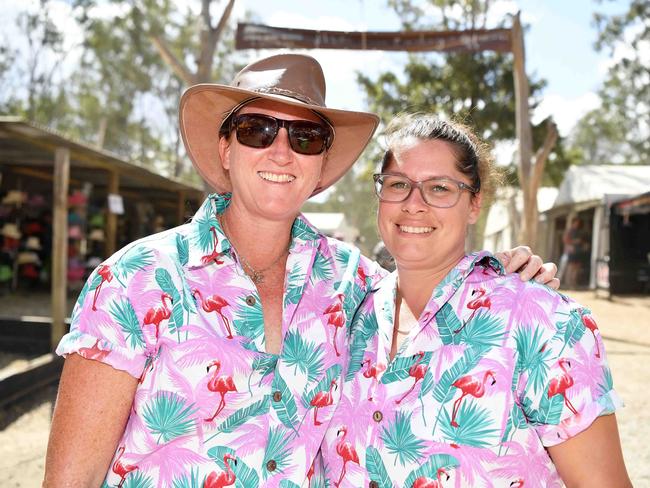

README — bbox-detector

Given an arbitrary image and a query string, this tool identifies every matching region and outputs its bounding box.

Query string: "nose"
[401,184,428,214]
[268,127,293,165]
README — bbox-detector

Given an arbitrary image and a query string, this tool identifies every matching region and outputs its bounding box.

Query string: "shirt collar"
[186,193,323,269]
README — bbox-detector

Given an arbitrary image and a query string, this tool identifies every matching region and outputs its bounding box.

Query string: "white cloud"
[533,91,601,136]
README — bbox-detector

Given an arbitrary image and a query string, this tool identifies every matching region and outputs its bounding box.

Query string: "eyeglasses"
[373,173,478,208]
[223,113,333,155]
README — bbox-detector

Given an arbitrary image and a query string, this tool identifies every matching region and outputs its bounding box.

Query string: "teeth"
[399,225,434,234]
[258,171,295,183]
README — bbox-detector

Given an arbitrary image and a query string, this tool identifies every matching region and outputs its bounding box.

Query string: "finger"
[517,254,543,282]
[544,277,561,290]
[494,251,510,269]
[504,246,532,274]
[533,262,559,285]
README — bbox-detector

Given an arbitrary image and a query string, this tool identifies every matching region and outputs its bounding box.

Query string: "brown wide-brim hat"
[179,54,380,196]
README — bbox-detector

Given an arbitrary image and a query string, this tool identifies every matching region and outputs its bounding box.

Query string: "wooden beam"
[51,147,70,350]
[106,170,119,257]
[177,190,186,225]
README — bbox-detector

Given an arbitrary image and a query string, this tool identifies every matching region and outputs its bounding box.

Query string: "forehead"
[238,98,322,123]
[387,138,461,175]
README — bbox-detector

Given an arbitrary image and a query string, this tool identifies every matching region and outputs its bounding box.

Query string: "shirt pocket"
[420,344,516,448]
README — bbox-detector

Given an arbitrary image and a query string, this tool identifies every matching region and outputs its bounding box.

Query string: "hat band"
[253,87,322,106]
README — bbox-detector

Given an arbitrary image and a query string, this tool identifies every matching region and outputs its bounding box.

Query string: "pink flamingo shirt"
[319,252,622,488]
[56,193,384,488]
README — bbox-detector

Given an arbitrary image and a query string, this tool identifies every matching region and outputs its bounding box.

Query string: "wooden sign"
[236,22,512,53]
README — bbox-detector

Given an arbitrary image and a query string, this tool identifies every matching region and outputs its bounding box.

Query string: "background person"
[320,114,631,487]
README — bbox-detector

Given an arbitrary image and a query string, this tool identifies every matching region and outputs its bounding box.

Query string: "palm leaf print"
[283,331,324,383]
[262,426,292,479]
[301,364,342,408]
[381,352,432,385]
[557,309,587,356]
[455,310,504,348]
[291,218,317,240]
[142,391,197,443]
[214,396,270,434]
[597,365,614,396]
[248,355,278,394]
[114,246,154,281]
[122,470,155,488]
[439,401,498,447]
[270,373,300,432]
[232,295,264,341]
[365,446,392,488]
[515,325,552,395]
[284,263,306,307]
[176,233,189,266]
[279,480,301,488]
[432,346,486,403]
[78,272,103,307]
[501,402,528,444]
[206,445,260,488]
[334,246,351,266]
[194,214,219,253]
[155,268,183,335]
[537,385,565,424]
[311,251,333,282]
[109,298,144,348]
[172,467,202,488]
[436,302,462,345]
[404,454,459,488]
[380,411,425,466]
[346,331,372,381]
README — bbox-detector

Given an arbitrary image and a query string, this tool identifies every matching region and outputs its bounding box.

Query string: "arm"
[495,245,560,290]
[547,414,632,488]
[43,354,138,487]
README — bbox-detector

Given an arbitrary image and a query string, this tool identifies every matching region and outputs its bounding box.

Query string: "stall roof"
[0,116,203,195]
[554,165,650,207]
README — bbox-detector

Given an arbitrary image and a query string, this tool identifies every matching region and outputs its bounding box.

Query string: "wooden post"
[511,12,536,247]
[51,147,70,349]
[105,170,119,257]
[177,190,186,225]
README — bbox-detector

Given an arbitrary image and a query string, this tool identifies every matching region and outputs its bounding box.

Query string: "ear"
[467,192,483,225]
[218,135,231,171]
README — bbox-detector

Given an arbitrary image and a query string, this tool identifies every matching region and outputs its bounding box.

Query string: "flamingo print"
[450,370,497,427]
[310,379,337,426]
[112,446,138,488]
[334,426,359,487]
[205,360,237,422]
[454,288,491,334]
[192,288,233,339]
[143,292,173,340]
[91,264,113,311]
[204,453,237,487]
[77,339,109,361]
[324,294,346,356]
[547,358,578,415]
[582,313,600,358]
[510,479,525,487]
[361,358,386,401]
[413,467,449,487]
[395,352,428,404]
[201,226,224,265]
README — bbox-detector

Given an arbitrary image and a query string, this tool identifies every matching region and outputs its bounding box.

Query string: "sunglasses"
[223,113,333,155]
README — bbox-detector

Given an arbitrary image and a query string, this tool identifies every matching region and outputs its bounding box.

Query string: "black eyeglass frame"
[372,172,479,208]
[221,112,334,155]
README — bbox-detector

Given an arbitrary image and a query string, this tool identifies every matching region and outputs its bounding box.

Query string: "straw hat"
[1,190,26,206]
[89,229,105,241]
[179,54,379,196]
[17,251,41,266]
[1,223,21,239]
[25,236,43,250]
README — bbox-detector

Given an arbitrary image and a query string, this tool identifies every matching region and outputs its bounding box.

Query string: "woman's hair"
[379,113,502,204]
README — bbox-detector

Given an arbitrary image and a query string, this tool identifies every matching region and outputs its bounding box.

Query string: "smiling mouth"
[398,225,435,234]
[258,171,295,183]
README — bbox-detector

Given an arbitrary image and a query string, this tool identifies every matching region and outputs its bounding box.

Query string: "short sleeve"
[56,246,160,379]
[516,293,623,447]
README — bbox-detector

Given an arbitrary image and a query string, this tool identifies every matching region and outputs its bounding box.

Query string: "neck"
[395,251,465,318]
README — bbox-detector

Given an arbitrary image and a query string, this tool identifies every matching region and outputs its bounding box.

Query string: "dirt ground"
[0,290,649,487]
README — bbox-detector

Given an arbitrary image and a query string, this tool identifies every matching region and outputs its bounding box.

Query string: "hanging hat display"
[20,263,40,279]
[86,256,103,269]
[89,213,105,228]
[88,229,105,242]
[24,221,44,235]
[68,225,83,240]
[16,251,41,266]
[1,190,27,206]
[27,194,47,207]
[1,223,22,239]
[0,264,12,282]
[25,236,43,251]
[68,212,84,226]
[68,190,88,207]
[67,258,86,281]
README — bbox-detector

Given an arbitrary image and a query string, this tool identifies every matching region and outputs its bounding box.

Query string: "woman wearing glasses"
[320,114,631,487]
[43,55,555,487]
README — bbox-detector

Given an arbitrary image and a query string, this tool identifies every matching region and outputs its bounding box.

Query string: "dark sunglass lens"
[288,122,329,155]
[235,115,278,148]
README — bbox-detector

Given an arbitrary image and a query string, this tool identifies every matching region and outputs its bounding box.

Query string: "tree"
[569,0,649,165]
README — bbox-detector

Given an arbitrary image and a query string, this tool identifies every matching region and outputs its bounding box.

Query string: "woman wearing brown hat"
[43,54,556,487]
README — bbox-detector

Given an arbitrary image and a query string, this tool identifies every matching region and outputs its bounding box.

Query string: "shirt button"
[369,481,379,488]
[272,390,282,402]
[266,459,277,471]
[245,295,256,306]
[372,410,383,422]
